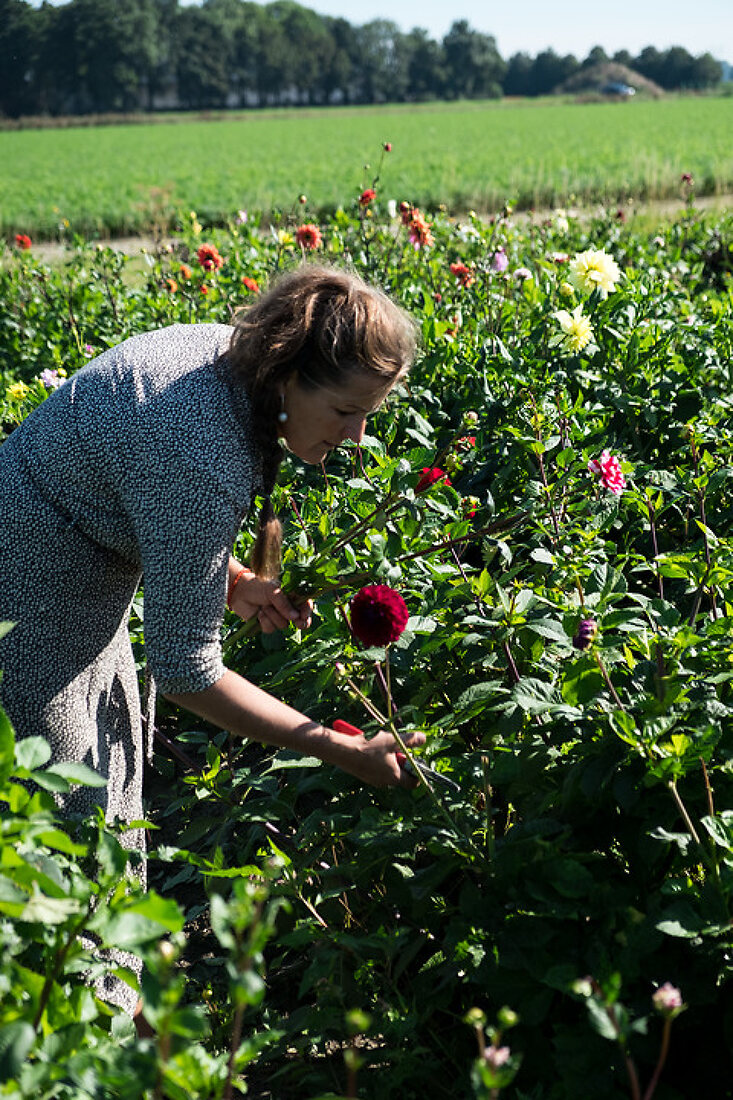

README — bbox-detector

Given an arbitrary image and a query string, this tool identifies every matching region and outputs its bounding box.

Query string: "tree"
[0,0,40,116]
[529,49,578,95]
[404,27,446,101]
[581,44,609,69]
[320,17,359,104]
[176,3,233,108]
[442,20,505,99]
[354,20,409,103]
[503,52,534,97]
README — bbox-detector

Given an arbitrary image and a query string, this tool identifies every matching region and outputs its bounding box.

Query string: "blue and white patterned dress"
[0,323,263,1010]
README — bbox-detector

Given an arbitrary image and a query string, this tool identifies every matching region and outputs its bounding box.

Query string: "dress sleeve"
[119,445,250,695]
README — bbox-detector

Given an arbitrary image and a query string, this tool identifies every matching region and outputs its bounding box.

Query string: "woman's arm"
[165,669,424,788]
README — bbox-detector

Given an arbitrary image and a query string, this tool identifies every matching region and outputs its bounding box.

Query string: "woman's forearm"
[164,669,425,787]
[166,669,333,759]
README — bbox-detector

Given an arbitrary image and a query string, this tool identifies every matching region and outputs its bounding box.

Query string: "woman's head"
[228,264,417,577]
[229,263,416,413]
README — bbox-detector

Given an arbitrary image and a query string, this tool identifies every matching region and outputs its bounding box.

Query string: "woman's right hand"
[325,726,426,788]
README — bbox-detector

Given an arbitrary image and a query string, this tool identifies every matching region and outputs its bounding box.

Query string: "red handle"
[332,719,364,737]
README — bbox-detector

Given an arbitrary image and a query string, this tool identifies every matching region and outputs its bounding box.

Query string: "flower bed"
[1,176,732,1099]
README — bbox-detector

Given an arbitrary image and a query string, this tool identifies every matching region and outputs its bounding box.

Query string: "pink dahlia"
[416,466,452,493]
[491,248,509,273]
[588,451,626,495]
[349,585,409,647]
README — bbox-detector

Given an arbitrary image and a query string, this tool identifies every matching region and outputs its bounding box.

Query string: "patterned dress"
[0,323,263,1011]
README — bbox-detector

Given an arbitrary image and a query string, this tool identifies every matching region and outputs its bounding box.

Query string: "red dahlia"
[415,466,452,493]
[196,243,224,271]
[15,233,32,250]
[359,188,377,205]
[349,585,409,647]
[242,275,260,293]
[294,223,323,250]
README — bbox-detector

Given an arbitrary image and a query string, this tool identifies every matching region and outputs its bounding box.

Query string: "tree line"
[1,0,724,118]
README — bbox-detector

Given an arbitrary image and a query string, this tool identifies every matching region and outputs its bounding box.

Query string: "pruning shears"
[332,719,460,792]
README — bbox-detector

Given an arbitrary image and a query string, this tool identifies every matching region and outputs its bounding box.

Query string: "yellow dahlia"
[568,248,621,297]
[551,305,594,355]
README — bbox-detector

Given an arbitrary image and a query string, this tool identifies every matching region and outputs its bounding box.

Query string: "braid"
[248,400,284,582]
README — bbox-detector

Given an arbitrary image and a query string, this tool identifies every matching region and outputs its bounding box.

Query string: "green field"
[4,95,733,238]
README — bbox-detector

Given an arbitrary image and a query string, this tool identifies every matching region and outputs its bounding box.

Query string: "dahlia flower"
[349,585,409,647]
[416,466,452,493]
[449,261,474,288]
[196,243,224,272]
[242,275,260,293]
[359,188,377,205]
[294,223,323,250]
[15,233,32,250]
[568,248,621,297]
[588,451,626,495]
[551,305,594,355]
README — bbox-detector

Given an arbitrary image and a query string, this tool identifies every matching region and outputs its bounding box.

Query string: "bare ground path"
[25,193,732,264]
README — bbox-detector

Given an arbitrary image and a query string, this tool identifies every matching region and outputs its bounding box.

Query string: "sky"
[28,0,733,62]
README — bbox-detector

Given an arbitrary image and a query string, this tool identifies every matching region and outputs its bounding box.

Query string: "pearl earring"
[278,393,288,424]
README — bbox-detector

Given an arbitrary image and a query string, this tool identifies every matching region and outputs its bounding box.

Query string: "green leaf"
[0,1021,35,1081]
[15,736,51,771]
[46,761,107,788]
[0,703,15,786]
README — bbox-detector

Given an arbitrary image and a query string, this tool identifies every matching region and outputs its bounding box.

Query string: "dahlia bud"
[572,619,598,650]
[652,982,684,1017]
[383,141,392,152]
[298,194,307,204]
[559,281,574,298]
[463,410,479,427]
[464,1007,487,1028]
[497,1006,519,1029]
[158,939,177,964]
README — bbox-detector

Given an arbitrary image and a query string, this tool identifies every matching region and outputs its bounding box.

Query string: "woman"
[0,264,425,1020]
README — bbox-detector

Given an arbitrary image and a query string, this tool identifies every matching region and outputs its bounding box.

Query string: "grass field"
[4,95,733,238]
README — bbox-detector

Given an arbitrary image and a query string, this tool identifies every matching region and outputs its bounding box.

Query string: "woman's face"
[280,370,396,465]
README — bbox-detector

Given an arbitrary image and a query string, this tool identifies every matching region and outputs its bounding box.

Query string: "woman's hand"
[226,572,310,633]
[229,571,313,634]
[325,726,427,788]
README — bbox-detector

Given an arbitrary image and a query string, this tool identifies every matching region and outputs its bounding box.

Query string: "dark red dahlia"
[415,466,452,493]
[349,585,409,647]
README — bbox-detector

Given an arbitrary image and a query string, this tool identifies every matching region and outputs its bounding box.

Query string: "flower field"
[1,169,733,1100]
[2,95,733,239]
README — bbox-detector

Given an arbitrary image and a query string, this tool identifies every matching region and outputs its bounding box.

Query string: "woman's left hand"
[229,572,313,634]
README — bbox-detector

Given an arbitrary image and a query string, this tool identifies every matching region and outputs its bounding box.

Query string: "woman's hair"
[227,264,417,580]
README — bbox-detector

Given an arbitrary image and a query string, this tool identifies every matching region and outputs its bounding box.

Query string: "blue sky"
[29,0,733,61]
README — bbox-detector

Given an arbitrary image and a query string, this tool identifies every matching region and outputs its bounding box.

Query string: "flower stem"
[593,651,625,710]
[641,1017,672,1100]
